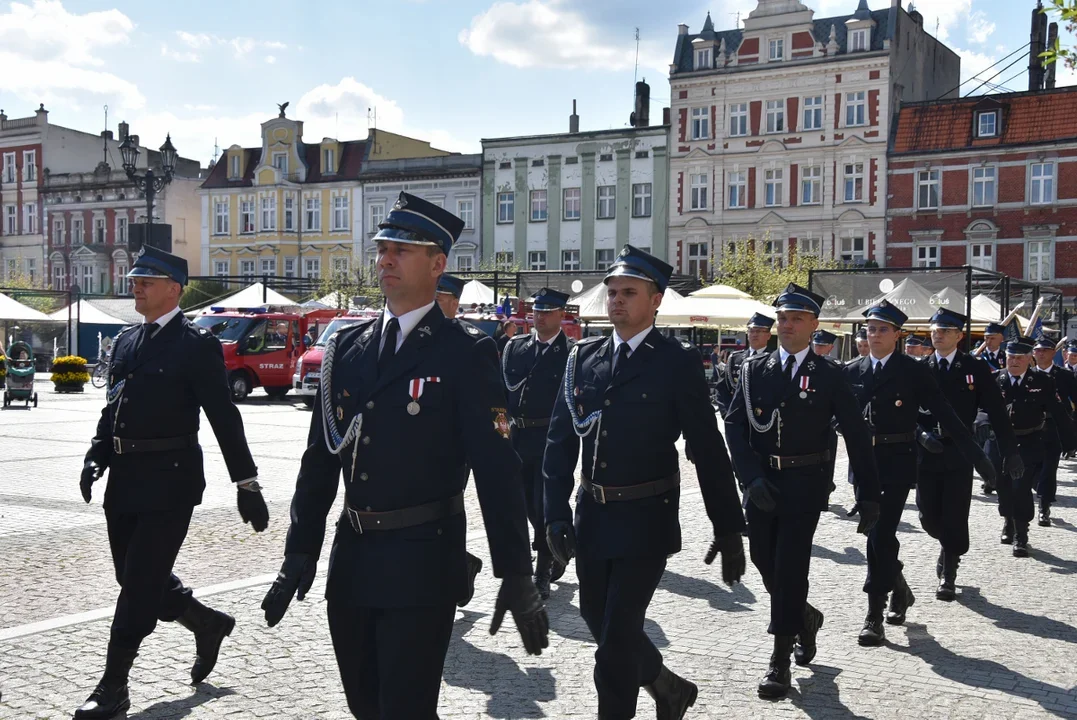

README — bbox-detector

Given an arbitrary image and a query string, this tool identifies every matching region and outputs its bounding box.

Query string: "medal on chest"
[408,376,440,415]
[966,374,974,391]
[799,375,810,399]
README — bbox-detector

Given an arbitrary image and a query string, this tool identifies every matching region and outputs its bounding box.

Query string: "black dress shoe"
[73,647,137,720]
[794,604,824,666]
[858,595,886,647]
[458,552,483,608]
[982,483,995,496]
[757,636,794,699]
[886,573,915,626]
[936,552,958,602]
[1013,538,1030,558]
[643,665,698,719]
[1000,519,1014,545]
[1039,504,1052,527]
[177,598,235,684]
[549,557,566,585]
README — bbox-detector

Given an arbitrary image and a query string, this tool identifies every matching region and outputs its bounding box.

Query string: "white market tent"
[48,300,127,325]
[185,282,296,316]
[657,293,774,328]
[459,280,495,306]
[689,284,755,300]
[568,283,685,323]
[0,292,52,322]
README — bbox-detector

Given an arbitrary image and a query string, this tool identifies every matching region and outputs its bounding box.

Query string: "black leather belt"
[875,432,917,445]
[768,450,830,470]
[513,417,551,430]
[345,493,464,534]
[581,473,680,504]
[112,434,198,455]
[1015,424,1045,437]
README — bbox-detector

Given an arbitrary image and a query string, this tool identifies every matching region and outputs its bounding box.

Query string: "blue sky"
[0,0,1072,165]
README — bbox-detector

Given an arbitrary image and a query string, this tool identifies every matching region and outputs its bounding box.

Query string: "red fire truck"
[193,305,341,401]
[459,297,582,340]
[292,310,380,408]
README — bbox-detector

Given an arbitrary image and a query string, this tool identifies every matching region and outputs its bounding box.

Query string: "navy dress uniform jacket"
[503,331,572,460]
[543,330,745,559]
[283,306,533,608]
[88,313,258,512]
[844,353,983,487]
[725,349,880,511]
[999,371,1077,463]
[715,349,748,418]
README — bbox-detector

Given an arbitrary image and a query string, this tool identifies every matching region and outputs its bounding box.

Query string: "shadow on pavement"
[1029,547,1077,575]
[1050,518,1077,533]
[959,586,1077,644]
[785,664,870,719]
[892,622,1077,718]
[443,610,556,718]
[826,504,859,523]
[125,683,236,719]
[658,569,756,612]
[811,544,866,566]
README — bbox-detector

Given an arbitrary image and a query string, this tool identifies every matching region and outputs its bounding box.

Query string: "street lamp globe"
[119,135,140,173]
[159,134,178,176]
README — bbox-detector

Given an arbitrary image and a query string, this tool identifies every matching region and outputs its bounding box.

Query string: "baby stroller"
[3,341,38,408]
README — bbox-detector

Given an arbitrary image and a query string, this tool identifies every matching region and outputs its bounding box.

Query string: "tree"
[715,232,840,301]
[1041,2,1077,70]
[318,261,381,310]
[180,279,231,311]
[0,259,60,313]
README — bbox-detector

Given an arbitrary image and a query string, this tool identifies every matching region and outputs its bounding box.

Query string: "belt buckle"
[112,437,123,455]
[347,507,364,534]
[771,455,783,470]
[590,483,607,504]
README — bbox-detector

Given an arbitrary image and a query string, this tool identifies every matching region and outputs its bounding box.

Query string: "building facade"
[888,86,1077,294]
[667,0,959,277]
[482,101,670,272]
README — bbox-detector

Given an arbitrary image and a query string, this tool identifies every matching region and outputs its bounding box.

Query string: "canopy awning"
[688,284,755,300]
[185,282,298,316]
[656,294,774,328]
[0,292,52,322]
[569,284,685,323]
[460,280,495,306]
[48,299,127,325]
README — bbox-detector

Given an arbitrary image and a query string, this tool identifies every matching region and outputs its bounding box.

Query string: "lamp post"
[119,133,178,245]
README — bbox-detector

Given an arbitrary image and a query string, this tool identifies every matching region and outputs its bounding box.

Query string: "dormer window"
[230,154,240,179]
[976,110,998,138]
[272,152,288,173]
[769,38,784,61]
[850,29,869,51]
[695,47,712,70]
[323,148,336,174]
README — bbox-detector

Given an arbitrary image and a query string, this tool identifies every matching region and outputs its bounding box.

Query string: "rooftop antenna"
[730,11,740,28]
[102,104,108,165]
[212,137,219,164]
[633,27,640,86]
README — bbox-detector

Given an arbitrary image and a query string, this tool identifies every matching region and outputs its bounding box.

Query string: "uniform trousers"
[576,552,667,720]
[1036,421,1062,505]
[863,484,911,596]
[746,503,821,636]
[916,456,974,556]
[327,600,456,720]
[997,458,1041,526]
[105,507,195,650]
[520,456,550,556]
[983,432,1003,489]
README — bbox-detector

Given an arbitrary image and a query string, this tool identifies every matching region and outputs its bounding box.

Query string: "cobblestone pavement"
[2,385,1076,719]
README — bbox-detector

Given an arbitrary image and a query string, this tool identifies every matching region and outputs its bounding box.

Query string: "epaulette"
[507,333,530,343]
[679,338,694,350]
[745,351,770,362]
[451,318,485,339]
[116,323,139,340]
[576,335,605,346]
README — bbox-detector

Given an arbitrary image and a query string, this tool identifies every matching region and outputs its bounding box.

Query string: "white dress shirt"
[935,349,957,368]
[778,345,810,377]
[380,301,436,355]
[143,305,182,338]
[611,326,652,372]
[868,351,894,373]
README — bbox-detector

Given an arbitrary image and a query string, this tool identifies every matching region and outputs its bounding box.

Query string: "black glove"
[261,553,316,627]
[80,462,103,503]
[490,575,549,656]
[545,520,576,567]
[746,477,779,513]
[973,452,996,487]
[917,429,944,454]
[704,532,746,586]
[237,484,269,532]
[1003,453,1025,481]
[847,500,880,535]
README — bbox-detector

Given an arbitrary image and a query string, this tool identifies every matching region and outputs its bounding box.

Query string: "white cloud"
[264,55,277,64]
[161,45,199,63]
[968,10,995,45]
[160,31,288,63]
[176,31,214,50]
[458,0,668,73]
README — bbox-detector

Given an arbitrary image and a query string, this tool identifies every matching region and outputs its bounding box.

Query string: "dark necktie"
[379,318,399,376]
[613,343,630,377]
[784,355,796,383]
[536,342,547,361]
[939,358,949,374]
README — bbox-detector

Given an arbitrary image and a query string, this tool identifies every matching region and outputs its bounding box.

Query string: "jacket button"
[780,402,786,408]
[359,473,368,481]
[366,506,372,511]
[600,461,607,468]
[174,462,179,467]
[437,528,443,535]
[604,399,611,407]
[362,436,371,445]
[600,430,607,437]
[642,393,648,399]
[122,398,128,404]
[119,423,125,428]
[127,373,133,379]
[664,498,670,504]
[366,401,374,410]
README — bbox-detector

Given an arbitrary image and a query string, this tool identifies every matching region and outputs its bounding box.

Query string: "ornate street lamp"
[119,133,178,235]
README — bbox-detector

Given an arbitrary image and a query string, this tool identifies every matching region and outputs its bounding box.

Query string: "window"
[214,200,229,234]
[764,169,784,207]
[53,219,64,246]
[369,203,384,232]
[457,199,474,229]
[970,243,994,270]
[323,148,335,174]
[3,205,15,234]
[23,150,36,181]
[239,259,256,281]
[6,258,16,280]
[635,150,650,159]
[114,264,127,294]
[597,186,616,219]
[973,166,996,207]
[25,258,35,284]
[261,195,277,231]
[528,251,547,270]
[977,111,997,138]
[241,199,256,234]
[563,188,581,220]
[283,257,296,278]
[332,256,349,278]
[766,100,785,134]
[850,28,869,51]
[24,203,37,234]
[691,107,710,140]
[530,190,548,222]
[117,216,128,244]
[728,171,747,208]
[281,195,294,231]
[1030,162,1055,205]
[260,258,277,277]
[801,165,822,205]
[499,161,512,170]
[690,173,708,211]
[565,156,578,165]
[305,196,321,231]
[840,236,866,265]
[72,218,84,245]
[687,242,709,277]
[230,154,241,178]
[304,257,321,279]
[53,264,65,290]
[81,265,94,293]
[917,170,940,210]
[769,38,784,61]
[695,47,712,70]
[845,91,866,126]
[595,249,615,270]
[272,152,288,172]
[798,234,822,259]
[455,255,473,271]
[632,183,652,217]
[803,96,823,130]
[2,153,14,183]
[600,153,613,162]
[332,195,349,231]
[915,244,940,267]
[762,239,782,267]
[495,251,514,269]
[561,249,580,271]
[729,103,748,137]
[843,162,864,203]
[214,260,229,277]
[1028,240,1052,281]
[497,192,514,223]
[94,217,106,243]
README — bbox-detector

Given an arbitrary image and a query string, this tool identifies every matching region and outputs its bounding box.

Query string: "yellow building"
[200,109,452,290]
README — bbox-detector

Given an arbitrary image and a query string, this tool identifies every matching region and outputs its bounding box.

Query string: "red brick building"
[888,86,1077,294]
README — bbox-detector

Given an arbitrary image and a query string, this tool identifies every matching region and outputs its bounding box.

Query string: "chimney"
[118,121,129,141]
[1029,3,1048,91]
[1047,21,1059,90]
[129,134,140,149]
[569,99,580,133]
[630,80,651,128]
[35,103,48,125]
[663,107,671,126]
[677,23,689,35]
[908,7,923,26]
[100,130,114,140]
